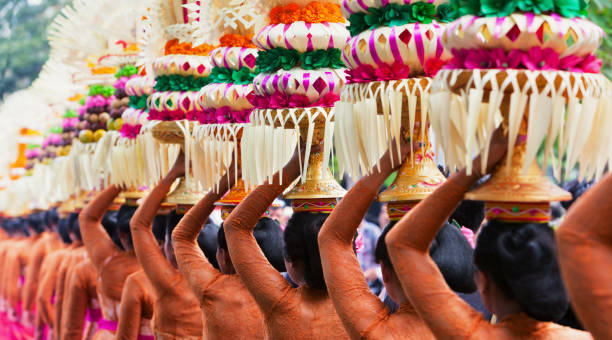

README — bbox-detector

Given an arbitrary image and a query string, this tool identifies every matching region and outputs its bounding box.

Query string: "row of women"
[0,133,609,340]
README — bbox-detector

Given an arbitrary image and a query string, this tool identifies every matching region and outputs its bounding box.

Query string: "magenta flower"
[490,48,523,68]
[464,49,494,69]
[579,54,602,73]
[559,55,583,71]
[521,47,559,70]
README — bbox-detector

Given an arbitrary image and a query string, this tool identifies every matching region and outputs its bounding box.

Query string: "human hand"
[167,151,186,179]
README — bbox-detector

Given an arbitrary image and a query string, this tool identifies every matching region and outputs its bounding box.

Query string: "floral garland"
[195,107,252,125]
[154,75,212,92]
[256,48,345,74]
[249,92,340,109]
[450,0,588,19]
[447,47,602,73]
[209,67,256,85]
[219,34,256,48]
[164,39,217,56]
[269,2,345,24]
[348,3,456,36]
[129,95,148,110]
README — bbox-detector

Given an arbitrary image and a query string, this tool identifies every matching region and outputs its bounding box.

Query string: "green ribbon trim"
[154,75,212,92]
[208,67,257,85]
[255,48,345,74]
[129,95,148,110]
[348,3,457,36]
[115,65,139,79]
[450,0,588,19]
[88,84,116,98]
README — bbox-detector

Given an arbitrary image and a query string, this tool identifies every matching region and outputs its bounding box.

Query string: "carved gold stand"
[276,108,346,212]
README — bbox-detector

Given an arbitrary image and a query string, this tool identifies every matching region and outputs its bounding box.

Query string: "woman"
[385,131,591,339]
[80,188,141,339]
[54,213,88,340]
[130,154,204,340]
[318,141,476,339]
[60,212,120,340]
[172,159,284,339]
[223,146,350,339]
[557,173,612,340]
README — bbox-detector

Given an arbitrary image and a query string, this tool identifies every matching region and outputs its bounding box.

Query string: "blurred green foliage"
[0,0,67,100]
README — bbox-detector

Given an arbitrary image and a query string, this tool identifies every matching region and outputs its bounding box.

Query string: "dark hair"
[474,221,569,321]
[27,212,46,234]
[198,223,220,270]
[450,200,485,232]
[166,210,183,238]
[102,211,123,249]
[561,180,592,210]
[283,212,327,289]
[45,209,60,229]
[375,221,476,293]
[153,215,167,244]
[57,217,72,244]
[218,217,286,273]
[68,212,81,241]
[117,205,137,247]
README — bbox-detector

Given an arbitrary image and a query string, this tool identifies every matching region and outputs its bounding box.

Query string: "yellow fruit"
[113,118,123,131]
[79,130,94,143]
[94,129,106,142]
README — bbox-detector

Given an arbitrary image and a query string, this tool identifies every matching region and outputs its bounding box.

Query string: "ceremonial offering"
[146,0,216,122]
[243,0,349,212]
[429,0,611,222]
[334,0,454,219]
[78,84,116,144]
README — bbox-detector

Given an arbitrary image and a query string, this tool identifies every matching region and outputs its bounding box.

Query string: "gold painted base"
[284,151,346,200]
[378,154,446,203]
[165,176,206,205]
[466,144,571,203]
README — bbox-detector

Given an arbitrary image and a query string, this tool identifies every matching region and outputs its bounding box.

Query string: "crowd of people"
[0,133,609,340]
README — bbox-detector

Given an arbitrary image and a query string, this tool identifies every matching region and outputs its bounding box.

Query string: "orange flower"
[165,39,216,56]
[219,34,256,48]
[268,1,343,24]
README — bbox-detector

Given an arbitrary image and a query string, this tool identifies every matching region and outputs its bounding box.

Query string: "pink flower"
[354,231,365,254]
[559,55,583,71]
[185,110,199,121]
[288,94,311,108]
[579,54,602,73]
[424,57,445,76]
[120,124,142,139]
[168,109,184,121]
[317,93,340,107]
[490,48,523,69]
[269,93,289,108]
[461,227,475,248]
[446,49,468,69]
[521,47,559,70]
[215,107,232,123]
[232,108,252,123]
[464,49,493,69]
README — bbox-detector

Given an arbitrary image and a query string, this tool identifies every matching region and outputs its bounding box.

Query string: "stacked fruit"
[109,65,140,134]
[60,109,79,155]
[42,126,63,161]
[25,144,43,174]
[78,84,116,143]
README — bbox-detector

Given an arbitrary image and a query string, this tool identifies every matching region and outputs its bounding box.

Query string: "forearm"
[81,186,122,224]
[173,191,227,294]
[557,173,612,340]
[386,172,473,254]
[132,177,177,293]
[80,187,121,268]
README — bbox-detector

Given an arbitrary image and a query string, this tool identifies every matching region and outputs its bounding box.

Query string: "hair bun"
[486,223,568,321]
